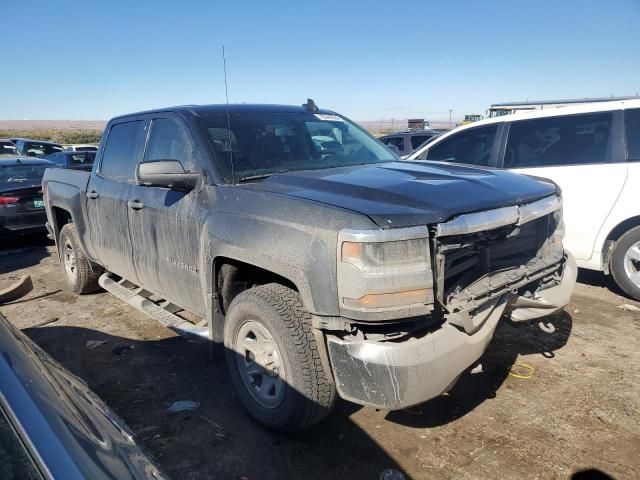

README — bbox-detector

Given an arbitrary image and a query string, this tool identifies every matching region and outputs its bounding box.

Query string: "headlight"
[337,227,434,314]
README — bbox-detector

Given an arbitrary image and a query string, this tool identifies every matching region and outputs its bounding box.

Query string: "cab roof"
[110,103,339,121]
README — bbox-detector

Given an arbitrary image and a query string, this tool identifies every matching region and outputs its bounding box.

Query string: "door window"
[424,125,498,166]
[410,135,430,150]
[504,112,613,168]
[144,118,192,170]
[383,136,405,151]
[100,120,145,180]
[625,108,640,161]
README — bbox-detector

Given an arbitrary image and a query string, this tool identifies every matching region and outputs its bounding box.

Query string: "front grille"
[436,212,560,305]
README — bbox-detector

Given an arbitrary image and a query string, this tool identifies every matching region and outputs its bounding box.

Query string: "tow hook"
[538,320,556,334]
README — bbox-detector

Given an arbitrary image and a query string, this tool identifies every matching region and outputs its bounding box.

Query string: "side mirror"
[137,160,200,191]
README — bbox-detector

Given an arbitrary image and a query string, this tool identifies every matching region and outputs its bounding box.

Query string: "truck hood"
[244,161,558,228]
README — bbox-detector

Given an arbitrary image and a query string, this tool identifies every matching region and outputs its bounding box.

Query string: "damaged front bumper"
[326,253,576,410]
[507,251,577,321]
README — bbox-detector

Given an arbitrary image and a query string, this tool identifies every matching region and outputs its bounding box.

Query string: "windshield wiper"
[236,173,275,183]
[236,169,292,183]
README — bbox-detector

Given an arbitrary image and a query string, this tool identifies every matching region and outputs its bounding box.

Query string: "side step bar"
[98,272,210,341]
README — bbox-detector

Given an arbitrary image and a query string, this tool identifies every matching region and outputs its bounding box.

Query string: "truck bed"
[43,167,92,248]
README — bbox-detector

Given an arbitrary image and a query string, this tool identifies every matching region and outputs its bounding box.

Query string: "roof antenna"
[222,45,235,184]
[303,98,319,112]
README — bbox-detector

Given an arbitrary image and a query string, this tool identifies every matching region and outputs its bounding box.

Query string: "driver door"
[127,115,207,316]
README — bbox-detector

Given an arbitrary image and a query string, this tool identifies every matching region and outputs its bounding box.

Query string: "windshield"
[0,164,50,183]
[197,112,397,182]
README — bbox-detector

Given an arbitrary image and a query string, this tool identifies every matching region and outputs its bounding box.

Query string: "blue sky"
[3,0,639,121]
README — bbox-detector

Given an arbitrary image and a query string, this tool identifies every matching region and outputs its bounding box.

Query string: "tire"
[223,283,336,432]
[610,226,640,301]
[58,224,103,294]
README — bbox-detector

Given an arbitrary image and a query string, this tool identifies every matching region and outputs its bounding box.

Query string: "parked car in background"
[0,139,18,157]
[64,144,99,152]
[46,151,96,171]
[12,138,64,158]
[0,158,55,236]
[378,129,440,156]
[44,103,575,432]
[0,310,165,479]
[409,98,640,300]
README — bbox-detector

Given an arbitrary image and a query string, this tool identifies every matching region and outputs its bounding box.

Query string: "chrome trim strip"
[436,206,519,236]
[436,195,561,237]
[339,225,429,243]
[519,195,562,225]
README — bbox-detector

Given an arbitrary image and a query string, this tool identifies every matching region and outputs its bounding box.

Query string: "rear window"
[504,112,613,168]
[69,152,95,165]
[625,108,640,161]
[100,121,145,180]
[0,164,49,183]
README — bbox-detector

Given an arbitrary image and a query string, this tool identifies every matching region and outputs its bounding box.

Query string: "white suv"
[409,99,640,300]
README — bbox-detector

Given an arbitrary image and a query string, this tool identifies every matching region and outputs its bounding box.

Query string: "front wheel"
[223,283,336,432]
[58,224,103,294]
[610,226,640,301]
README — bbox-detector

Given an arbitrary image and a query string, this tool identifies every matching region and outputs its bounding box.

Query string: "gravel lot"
[1,236,638,480]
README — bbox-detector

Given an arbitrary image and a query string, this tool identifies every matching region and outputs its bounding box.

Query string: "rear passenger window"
[504,112,613,168]
[144,118,193,170]
[100,121,145,180]
[625,108,640,160]
[425,125,497,166]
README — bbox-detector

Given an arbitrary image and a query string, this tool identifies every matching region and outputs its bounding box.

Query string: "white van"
[409,99,640,300]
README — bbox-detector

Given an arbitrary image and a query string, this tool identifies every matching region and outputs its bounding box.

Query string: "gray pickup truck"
[43,102,576,431]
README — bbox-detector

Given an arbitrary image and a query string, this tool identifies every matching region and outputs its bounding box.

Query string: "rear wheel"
[58,224,103,294]
[610,226,640,301]
[223,283,336,432]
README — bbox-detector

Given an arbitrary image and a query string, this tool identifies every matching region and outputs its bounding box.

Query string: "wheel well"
[52,207,72,239]
[605,216,640,243]
[215,258,298,315]
[601,216,640,273]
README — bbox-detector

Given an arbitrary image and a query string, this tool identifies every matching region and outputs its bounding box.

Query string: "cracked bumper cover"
[326,253,576,410]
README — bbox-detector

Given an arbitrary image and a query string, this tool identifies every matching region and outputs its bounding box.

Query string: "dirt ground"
[1,235,638,480]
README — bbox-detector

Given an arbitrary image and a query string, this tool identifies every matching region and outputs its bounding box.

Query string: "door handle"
[127,200,144,210]
[87,191,99,199]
